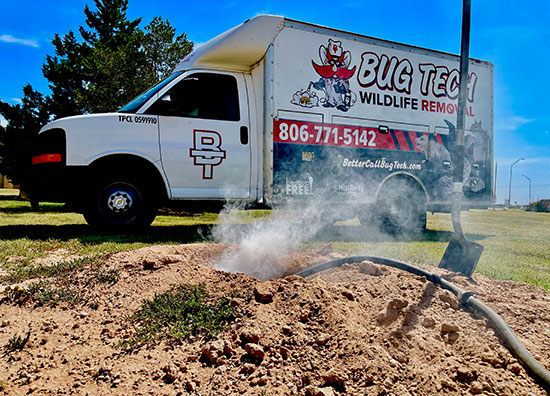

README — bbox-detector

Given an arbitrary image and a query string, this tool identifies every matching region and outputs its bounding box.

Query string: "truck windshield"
[118,71,184,113]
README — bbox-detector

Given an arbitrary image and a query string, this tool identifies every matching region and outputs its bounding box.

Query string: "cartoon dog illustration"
[414,133,451,165]
[467,120,489,164]
[439,120,485,194]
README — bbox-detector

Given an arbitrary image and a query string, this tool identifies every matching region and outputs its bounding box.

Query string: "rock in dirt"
[306,386,336,396]
[441,323,460,333]
[245,343,265,359]
[162,362,179,382]
[422,317,436,328]
[439,290,459,309]
[377,298,409,325]
[316,333,331,345]
[508,362,522,375]
[358,261,382,276]
[201,340,225,363]
[441,323,460,343]
[240,363,255,374]
[342,290,355,301]
[240,328,260,345]
[318,389,336,396]
[321,367,348,385]
[470,380,484,394]
[254,284,273,303]
[388,298,408,311]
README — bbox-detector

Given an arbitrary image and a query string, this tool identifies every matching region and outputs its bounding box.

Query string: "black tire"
[370,180,426,235]
[83,175,157,229]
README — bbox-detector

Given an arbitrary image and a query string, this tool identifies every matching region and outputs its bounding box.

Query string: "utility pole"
[522,174,531,204]
[508,158,524,207]
[493,161,498,203]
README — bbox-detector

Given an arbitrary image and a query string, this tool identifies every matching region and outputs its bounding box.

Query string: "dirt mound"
[0,243,548,395]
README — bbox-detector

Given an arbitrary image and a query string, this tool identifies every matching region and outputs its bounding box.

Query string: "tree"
[143,17,194,82]
[42,31,87,119]
[0,86,50,184]
[0,0,194,184]
[76,0,146,113]
[79,0,141,50]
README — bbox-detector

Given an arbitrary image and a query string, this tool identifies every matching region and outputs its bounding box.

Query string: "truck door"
[148,72,251,199]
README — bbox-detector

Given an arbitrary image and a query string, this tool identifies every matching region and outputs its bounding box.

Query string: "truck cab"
[27,69,258,227]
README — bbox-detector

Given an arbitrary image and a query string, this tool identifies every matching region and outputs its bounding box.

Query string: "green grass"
[122,283,237,349]
[322,209,550,289]
[5,330,31,353]
[1,189,550,290]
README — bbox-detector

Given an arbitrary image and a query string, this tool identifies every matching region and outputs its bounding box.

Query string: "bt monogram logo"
[189,130,226,179]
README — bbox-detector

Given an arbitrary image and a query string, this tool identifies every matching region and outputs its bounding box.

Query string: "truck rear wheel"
[359,179,426,234]
[376,180,426,234]
[83,176,157,229]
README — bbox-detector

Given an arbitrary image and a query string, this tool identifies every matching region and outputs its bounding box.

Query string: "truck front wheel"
[83,176,157,229]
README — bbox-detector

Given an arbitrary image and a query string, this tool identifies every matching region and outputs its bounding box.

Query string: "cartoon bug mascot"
[291,39,357,112]
[310,39,357,112]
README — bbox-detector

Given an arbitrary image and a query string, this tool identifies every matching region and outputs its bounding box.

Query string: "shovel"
[439,232,483,277]
[439,131,484,277]
[438,174,484,277]
[439,0,483,277]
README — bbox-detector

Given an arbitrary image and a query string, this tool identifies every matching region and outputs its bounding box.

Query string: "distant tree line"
[0,0,193,184]
[526,199,550,213]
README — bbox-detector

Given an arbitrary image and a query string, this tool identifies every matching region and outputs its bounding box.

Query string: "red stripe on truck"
[392,130,411,151]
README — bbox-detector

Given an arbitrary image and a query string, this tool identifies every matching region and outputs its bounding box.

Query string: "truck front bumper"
[20,165,89,206]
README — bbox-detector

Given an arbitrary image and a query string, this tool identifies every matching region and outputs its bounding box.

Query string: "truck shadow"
[0,223,486,245]
[314,224,487,243]
[0,224,214,245]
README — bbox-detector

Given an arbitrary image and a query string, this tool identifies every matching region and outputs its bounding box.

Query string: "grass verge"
[2,189,550,290]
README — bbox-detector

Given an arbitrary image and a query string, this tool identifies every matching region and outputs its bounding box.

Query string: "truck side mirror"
[160,93,171,102]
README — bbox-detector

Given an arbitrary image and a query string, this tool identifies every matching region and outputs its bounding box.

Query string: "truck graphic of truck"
[24,15,493,232]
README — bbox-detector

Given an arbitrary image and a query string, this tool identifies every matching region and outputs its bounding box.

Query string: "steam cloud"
[212,200,332,280]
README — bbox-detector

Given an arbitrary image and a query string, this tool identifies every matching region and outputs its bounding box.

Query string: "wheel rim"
[99,182,142,224]
[386,195,414,227]
[107,190,133,213]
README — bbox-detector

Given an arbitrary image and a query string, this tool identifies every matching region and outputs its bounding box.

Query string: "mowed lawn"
[1,188,549,290]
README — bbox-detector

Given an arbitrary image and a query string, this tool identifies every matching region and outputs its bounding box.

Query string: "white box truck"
[24,15,494,231]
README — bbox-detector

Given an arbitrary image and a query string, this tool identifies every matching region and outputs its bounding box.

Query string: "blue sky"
[0,0,548,204]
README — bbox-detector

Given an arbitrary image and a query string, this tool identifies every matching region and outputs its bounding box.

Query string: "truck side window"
[145,73,240,121]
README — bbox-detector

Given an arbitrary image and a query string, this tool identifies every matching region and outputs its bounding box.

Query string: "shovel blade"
[439,237,484,277]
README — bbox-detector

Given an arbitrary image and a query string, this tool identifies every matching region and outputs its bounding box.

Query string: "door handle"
[240,126,249,145]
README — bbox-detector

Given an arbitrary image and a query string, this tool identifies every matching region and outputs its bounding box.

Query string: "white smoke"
[212,200,333,280]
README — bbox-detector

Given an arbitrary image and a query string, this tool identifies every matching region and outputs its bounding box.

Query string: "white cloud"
[495,116,533,131]
[10,98,23,105]
[0,34,39,48]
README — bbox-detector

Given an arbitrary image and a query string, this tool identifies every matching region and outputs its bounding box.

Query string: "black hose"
[295,256,550,392]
